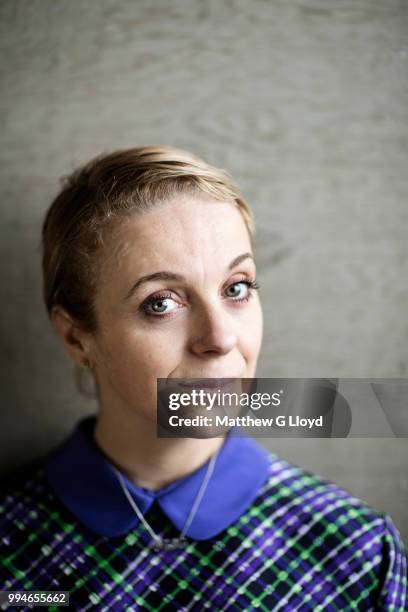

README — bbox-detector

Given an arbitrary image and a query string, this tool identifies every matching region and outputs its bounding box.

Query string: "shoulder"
[0,458,48,506]
[0,452,84,526]
[0,457,83,590]
[0,458,56,547]
[260,452,393,526]
[254,453,407,608]
[0,455,76,542]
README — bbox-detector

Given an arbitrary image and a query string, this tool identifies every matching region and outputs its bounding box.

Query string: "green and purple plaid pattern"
[1,455,407,611]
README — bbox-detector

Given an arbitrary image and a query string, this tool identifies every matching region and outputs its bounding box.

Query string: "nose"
[189,302,238,357]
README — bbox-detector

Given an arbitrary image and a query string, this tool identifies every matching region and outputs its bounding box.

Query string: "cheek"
[96,327,187,422]
[238,302,263,378]
[241,297,263,353]
[101,327,185,388]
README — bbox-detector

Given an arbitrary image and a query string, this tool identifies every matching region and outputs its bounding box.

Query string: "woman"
[0,146,406,611]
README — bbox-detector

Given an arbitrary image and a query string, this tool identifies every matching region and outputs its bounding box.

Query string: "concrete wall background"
[0,0,407,540]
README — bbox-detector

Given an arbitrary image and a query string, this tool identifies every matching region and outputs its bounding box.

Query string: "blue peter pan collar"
[45,415,271,540]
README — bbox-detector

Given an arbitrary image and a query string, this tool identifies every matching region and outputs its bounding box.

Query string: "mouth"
[177,378,238,389]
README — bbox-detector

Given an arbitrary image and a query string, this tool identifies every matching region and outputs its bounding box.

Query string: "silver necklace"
[111,446,221,552]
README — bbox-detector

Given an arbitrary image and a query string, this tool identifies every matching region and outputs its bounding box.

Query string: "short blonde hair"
[41,145,254,333]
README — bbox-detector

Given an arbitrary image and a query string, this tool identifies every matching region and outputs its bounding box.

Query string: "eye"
[140,293,180,317]
[225,279,260,302]
[140,279,260,319]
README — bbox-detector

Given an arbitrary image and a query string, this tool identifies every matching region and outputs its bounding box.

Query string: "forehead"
[102,195,253,275]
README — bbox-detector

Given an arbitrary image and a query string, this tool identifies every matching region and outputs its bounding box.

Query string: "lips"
[177,378,238,389]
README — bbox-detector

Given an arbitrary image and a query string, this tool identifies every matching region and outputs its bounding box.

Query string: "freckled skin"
[90,193,263,425]
[52,192,263,488]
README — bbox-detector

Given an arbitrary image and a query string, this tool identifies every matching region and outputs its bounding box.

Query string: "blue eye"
[141,293,178,316]
[225,281,249,299]
[140,279,260,319]
[225,280,260,302]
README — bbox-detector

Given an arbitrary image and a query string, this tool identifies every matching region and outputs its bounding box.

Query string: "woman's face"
[87,193,263,423]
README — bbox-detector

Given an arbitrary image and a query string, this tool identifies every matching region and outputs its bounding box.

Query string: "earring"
[83,358,91,370]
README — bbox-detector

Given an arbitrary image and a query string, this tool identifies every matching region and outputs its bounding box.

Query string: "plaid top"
[1,423,407,611]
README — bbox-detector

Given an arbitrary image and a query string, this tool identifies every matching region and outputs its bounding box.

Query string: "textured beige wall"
[0,1,407,539]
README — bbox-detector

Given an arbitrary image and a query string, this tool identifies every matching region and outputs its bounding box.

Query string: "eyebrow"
[124,252,254,301]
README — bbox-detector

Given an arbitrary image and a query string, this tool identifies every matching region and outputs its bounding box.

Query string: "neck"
[93,407,226,491]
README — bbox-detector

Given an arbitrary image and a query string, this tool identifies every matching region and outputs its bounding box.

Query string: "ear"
[50,305,93,369]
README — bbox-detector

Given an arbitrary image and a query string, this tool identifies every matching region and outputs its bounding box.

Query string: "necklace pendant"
[152,536,188,552]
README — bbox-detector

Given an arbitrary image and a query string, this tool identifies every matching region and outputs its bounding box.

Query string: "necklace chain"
[112,445,221,551]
